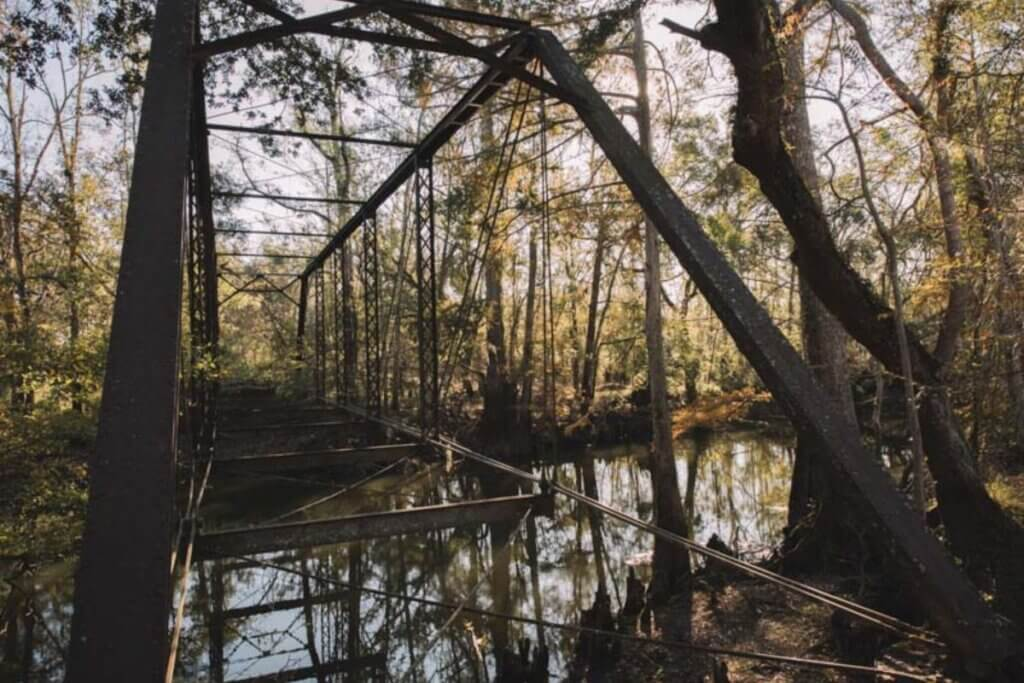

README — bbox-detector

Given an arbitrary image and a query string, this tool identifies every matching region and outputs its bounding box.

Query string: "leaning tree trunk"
[634,10,691,598]
[664,0,1024,627]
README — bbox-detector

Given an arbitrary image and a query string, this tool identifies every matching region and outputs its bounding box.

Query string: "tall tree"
[632,9,691,596]
[516,221,538,424]
[826,0,968,369]
[779,18,861,571]
[579,215,609,413]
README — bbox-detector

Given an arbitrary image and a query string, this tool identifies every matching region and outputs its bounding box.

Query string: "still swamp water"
[3,430,793,681]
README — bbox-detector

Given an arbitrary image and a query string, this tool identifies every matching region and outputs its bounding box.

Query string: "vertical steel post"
[414,158,440,436]
[331,250,342,403]
[362,215,382,420]
[314,268,326,401]
[68,0,195,679]
[188,54,220,461]
[296,274,309,360]
[341,242,357,404]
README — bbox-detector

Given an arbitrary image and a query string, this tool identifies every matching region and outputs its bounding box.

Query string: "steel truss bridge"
[66,1,1019,680]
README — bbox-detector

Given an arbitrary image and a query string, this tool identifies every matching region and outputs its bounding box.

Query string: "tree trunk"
[3,73,32,411]
[299,561,326,683]
[827,0,968,369]
[347,543,363,664]
[318,97,358,404]
[480,105,519,460]
[580,219,608,413]
[665,0,1024,627]
[633,10,691,597]
[482,249,518,453]
[58,49,87,413]
[780,25,862,573]
[961,20,1024,441]
[63,163,83,412]
[516,225,538,425]
[386,184,414,414]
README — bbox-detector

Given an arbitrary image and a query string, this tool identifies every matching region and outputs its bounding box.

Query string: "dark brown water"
[2,431,792,681]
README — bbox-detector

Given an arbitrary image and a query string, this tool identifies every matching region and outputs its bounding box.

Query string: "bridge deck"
[214,442,424,472]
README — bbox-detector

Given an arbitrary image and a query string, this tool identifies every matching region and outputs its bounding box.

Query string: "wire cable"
[336,403,944,647]
[234,554,935,682]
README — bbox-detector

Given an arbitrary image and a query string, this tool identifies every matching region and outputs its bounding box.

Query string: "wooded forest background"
[2,0,1023,629]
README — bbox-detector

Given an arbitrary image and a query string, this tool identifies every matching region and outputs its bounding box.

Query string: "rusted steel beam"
[68,1,194,680]
[206,3,485,59]
[221,288,297,303]
[218,403,339,414]
[215,442,423,472]
[230,652,387,683]
[340,0,530,31]
[382,7,577,105]
[295,275,309,361]
[222,270,305,277]
[195,494,550,559]
[361,212,383,419]
[213,190,363,205]
[220,554,304,572]
[217,251,315,260]
[192,6,377,59]
[533,29,1021,668]
[302,37,533,278]
[208,122,415,148]
[238,0,292,23]
[314,24,483,57]
[223,590,350,620]
[215,228,332,237]
[218,418,360,434]
[413,160,439,434]
[183,54,221,479]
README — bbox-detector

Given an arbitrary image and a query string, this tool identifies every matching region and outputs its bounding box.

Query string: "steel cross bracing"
[331,250,343,403]
[361,213,382,420]
[186,120,216,460]
[295,275,309,362]
[186,55,221,464]
[313,268,327,402]
[414,159,440,436]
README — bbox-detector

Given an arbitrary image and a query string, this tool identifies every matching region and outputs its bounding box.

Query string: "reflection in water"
[1,431,791,681]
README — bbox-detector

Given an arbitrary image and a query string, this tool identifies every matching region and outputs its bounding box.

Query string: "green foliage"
[0,410,93,562]
[574,0,649,64]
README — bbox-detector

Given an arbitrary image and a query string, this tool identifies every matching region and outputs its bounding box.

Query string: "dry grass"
[672,389,771,438]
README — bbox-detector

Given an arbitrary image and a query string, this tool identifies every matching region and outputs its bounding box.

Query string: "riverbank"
[555,388,782,449]
[606,570,947,682]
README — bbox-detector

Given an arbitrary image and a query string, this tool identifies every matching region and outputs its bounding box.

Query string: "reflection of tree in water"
[2,564,76,683]
[6,432,793,680]
[682,432,793,558]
